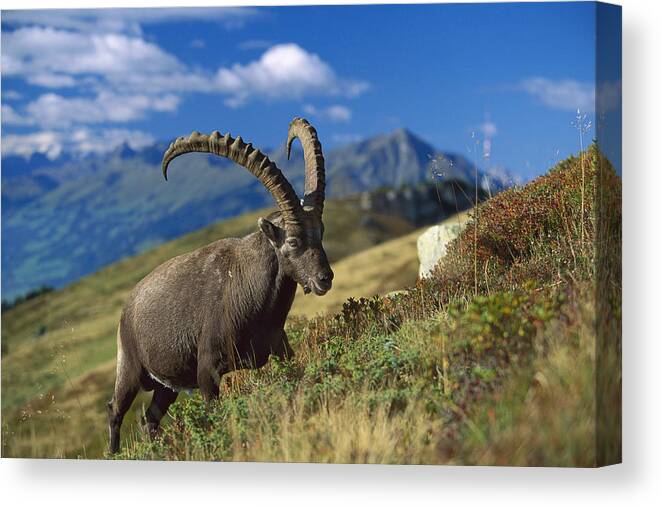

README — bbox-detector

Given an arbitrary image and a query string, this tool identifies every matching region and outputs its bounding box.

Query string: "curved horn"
[162,130,303,226]
[286,117,325,217]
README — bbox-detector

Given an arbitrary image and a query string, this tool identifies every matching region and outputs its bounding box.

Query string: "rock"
[417,219,467,278]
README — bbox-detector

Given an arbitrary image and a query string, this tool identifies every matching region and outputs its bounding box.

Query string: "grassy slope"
[2,148,621,465]
[116,147,620,466]
[290,211,470,318]
[1,199,416,458]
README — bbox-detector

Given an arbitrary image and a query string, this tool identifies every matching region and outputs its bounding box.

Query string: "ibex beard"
[107,118,333,454]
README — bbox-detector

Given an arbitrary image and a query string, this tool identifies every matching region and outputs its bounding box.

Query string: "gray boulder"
[417,219,467,278]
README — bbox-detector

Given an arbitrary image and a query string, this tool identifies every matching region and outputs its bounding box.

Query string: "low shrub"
[117,146,621,465]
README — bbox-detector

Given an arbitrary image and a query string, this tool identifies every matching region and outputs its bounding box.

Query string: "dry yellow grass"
[290,229,421,318]
[119,284,600,466]
[2,222,433,458]
[192,391,442,464]
[457,290,599,466]
[290,211,470,318]
[1,199,417,458]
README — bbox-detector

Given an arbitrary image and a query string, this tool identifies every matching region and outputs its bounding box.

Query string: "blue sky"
[1,2,617,180]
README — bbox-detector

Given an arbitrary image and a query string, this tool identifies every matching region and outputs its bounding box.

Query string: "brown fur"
[107,210,333,453]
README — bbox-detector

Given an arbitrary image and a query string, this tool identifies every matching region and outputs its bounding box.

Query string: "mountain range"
[1,128,511,300]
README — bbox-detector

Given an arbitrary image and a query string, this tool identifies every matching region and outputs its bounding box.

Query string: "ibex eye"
[287,238,301,249]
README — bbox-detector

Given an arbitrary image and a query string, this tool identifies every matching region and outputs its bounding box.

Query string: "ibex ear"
[258,217,284,247]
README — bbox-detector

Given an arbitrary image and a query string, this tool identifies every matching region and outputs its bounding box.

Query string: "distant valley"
[1,128,510,300]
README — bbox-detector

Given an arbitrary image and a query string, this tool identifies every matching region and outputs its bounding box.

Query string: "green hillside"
[2,128,484,299]
[289,210,470,318]
[1,147,621,465]
[1,199,415,458]
[117,147,620,466]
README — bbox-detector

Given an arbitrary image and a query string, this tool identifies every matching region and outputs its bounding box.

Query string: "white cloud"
[479,120,497,138]
[26,73,77,88]
[479,121,497,159]
[2,12,370,158]
[215,44,369,107]
[2,90,23,100]
[303,104,352,122]
[70,128,155,155]
[1,128,155,159]
[323,105,353,122]
[3,27,367,103]
[1,104,31,125]
[521,77,595,112]
[2,27,183,87]
[1,130,64,159]
[2,8,258,36]
[5,92,180,128]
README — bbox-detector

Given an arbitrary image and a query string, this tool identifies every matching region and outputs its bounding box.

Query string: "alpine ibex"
[107,118,333,453]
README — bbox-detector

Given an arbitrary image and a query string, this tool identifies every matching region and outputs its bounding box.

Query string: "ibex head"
[161,117,333,295]
[258,210,333,295]
[259,118,333,295]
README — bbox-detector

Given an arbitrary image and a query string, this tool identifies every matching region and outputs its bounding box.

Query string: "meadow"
[1,146,621,465]
[1,199,417,458]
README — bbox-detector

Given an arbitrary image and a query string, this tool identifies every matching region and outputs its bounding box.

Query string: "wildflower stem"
[573,108,591,252]
[580,127,585,251]
[474,137,479,297]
